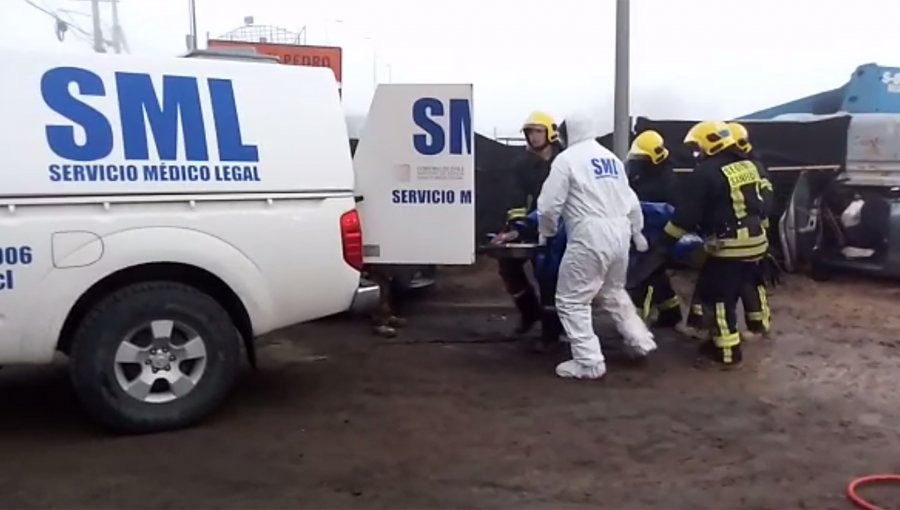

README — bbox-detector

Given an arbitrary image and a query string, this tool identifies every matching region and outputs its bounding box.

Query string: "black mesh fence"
[634,116,851,220]
[351,115,851,246]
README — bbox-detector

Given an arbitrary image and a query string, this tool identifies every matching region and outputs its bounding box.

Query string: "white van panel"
[0,194,360,364]
[0,49,353,197]
[354,84,475,265]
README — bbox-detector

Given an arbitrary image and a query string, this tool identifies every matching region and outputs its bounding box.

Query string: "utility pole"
[372,49,378,89]
[187,0,198,51]
[89,0,105,53]
[613,0,630,160]
[109,0,122,53]
[365,36,378,90]
[72,0,127,53]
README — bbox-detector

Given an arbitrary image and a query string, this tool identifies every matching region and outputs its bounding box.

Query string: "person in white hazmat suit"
[536,111,658,379]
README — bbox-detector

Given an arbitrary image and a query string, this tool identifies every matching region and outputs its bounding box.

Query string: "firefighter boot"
[654,306,683,329]
[677,306,708,340]
[531,311,564,354]
[509,290,541,338]
[695,340,743,370]
[742,319,770,341]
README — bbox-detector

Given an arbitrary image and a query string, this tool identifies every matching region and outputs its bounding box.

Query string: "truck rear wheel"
[69,282,241,434]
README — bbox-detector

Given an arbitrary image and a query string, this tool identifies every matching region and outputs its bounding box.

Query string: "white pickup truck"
[0,49,475,433]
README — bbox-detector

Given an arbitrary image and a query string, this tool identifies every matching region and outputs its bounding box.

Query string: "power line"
[19,0,127,53]
[19,0,95,43]
[20,0,57,17]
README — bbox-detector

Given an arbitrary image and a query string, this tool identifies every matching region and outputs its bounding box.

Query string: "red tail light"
[340,209,364,271]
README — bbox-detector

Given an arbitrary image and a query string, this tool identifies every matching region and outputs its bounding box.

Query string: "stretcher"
[480,211,566,289]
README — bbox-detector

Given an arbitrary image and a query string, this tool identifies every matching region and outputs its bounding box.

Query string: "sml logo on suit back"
[391,96,474,206]
[41,67,261,185]
[592,157,620,179]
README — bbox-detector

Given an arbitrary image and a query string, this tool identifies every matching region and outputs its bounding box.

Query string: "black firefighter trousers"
[687,260,770,335]
[628,266,682,327]
[498,258,563,341]
[693,257,763,365]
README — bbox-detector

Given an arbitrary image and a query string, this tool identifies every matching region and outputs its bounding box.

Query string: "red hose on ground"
[847,475,900,510]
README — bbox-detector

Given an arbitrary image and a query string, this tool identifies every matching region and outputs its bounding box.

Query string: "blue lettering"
[592,157,620,178]
[412,97,473,156]
[215,165,261,182]
[116,73,209,161]
[42,67,114,161]
[143,165,160,181]
[142,163,217,182]
[0,270,13,291]
[0,246,33,265]
[460,189,473,204]
[42,68,260,170]
[448,99,473,155]
[603,158,618,175]
[413,98,444,156]
[209,79,259,162]
[0,246,32,291]
[48,164,140,182]
[391,188,457,204]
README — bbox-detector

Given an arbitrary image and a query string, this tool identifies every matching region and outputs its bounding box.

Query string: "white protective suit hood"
[561,110,601,147]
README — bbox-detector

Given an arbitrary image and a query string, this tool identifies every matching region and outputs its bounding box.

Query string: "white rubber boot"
[555,359,607,380]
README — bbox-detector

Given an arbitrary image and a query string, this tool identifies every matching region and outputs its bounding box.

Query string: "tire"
[68,281,241,434]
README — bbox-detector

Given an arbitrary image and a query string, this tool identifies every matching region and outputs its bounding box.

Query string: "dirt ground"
[1,260,899,510]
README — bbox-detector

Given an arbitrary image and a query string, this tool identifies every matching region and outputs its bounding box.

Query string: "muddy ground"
[0,260,899,509]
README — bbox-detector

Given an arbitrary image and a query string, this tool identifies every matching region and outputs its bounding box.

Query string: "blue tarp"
[514,203,703,296]
[638,202,704,266]
[511,211,566,287]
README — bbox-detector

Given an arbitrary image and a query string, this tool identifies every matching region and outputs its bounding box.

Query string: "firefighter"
[639,120,769,367]
[680,122,779,339]
[625,130,682,328]
[729,121,775,338]
[627,130,677,203]
[497,111,565,350]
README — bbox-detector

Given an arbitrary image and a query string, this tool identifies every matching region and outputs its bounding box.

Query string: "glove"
[536,235,553,265]
[632,232,649,253]
[760,254,784,288]
[491,230,520,245]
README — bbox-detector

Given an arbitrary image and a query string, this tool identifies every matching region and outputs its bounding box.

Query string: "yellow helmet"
[628,130,669,164]
[683,120,736,157]
[727,121,752,154]
[522,111,559,144]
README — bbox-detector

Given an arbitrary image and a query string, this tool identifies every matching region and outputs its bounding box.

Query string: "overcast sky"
[3,0,899,136]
